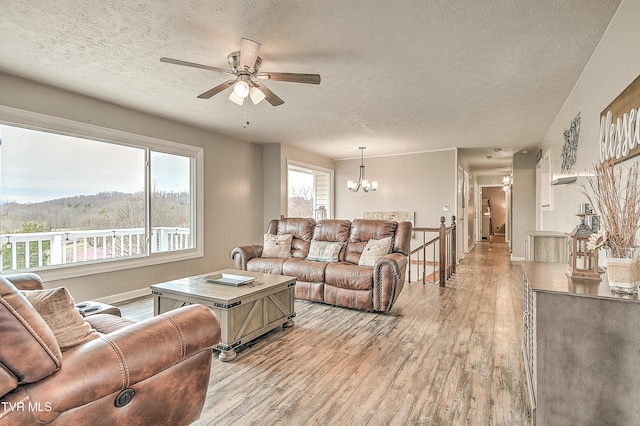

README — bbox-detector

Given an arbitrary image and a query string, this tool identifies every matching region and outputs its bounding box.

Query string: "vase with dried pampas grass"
[581,161,640,294]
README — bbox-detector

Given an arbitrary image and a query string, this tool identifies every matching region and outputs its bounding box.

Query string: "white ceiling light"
[347,147,377,193]
[228,91,245,106]
[229,85,266,106]
[233,80,250,98]
[249,86,266,105]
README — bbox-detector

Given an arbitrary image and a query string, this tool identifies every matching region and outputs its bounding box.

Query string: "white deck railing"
[1,227,190,272]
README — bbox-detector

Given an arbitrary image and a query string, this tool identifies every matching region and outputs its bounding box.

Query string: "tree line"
[1,191,191,234]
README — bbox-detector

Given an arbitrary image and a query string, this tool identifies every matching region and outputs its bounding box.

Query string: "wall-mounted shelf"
[551,176,577,185]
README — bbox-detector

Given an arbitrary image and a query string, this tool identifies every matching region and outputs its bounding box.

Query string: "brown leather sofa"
[231,218,412,312]
[0,273,221,425]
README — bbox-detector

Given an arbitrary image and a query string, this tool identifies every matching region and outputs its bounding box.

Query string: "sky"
[0,125,190,203]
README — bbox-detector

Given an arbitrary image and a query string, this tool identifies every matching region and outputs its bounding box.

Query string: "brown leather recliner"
[0,273,221,425]
[232,218,412,312]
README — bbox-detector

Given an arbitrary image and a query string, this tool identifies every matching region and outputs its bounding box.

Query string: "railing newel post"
[439,216,446,287]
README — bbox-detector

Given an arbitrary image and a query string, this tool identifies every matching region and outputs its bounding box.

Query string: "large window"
[0,115,202,278]
[287,161,333,220]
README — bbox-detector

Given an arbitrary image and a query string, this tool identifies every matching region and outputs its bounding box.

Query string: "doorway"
[480,186,507,242]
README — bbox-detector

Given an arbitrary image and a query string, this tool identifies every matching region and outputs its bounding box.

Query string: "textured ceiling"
[0,0,622,173]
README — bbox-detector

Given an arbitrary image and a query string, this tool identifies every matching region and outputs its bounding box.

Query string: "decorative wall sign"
[561,112,580,174]
[599,74,640,164]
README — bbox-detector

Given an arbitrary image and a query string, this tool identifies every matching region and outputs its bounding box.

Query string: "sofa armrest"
[20,304,220,423]
[373,253,408,312]
[231,245,263,270]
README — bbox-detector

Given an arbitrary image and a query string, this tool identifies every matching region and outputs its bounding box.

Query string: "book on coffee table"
[205,273,256,286]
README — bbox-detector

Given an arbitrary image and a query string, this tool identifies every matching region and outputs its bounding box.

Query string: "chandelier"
[347,147,377,193]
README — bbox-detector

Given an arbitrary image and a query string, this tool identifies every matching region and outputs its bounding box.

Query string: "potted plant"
[581,161,640,294]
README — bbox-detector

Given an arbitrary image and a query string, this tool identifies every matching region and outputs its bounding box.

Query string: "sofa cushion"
[306,240,343,262]
[313,219,351,242]
[21,287,100,351]
[0,275,61,395]
[358,236,393,267]
[345,219,397,264]
[325,263,374,290]
[246,257,288,275]
[269,217,316,258]
[283,258,329,283]
[262,233,293,258]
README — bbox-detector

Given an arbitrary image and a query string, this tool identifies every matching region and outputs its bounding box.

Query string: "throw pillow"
[262,233,294,258]
[358,236,393,267]
[21,287,100,352]
[306,240,344,262]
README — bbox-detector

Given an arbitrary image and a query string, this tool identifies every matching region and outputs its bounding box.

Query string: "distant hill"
[1,191,190,233]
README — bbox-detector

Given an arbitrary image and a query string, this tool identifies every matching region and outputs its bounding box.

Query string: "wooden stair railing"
[408,216,457,287]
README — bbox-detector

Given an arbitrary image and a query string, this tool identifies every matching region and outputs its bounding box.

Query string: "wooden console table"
[521,261,640,425]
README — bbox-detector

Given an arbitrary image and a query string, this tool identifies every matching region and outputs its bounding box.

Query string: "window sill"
[18,249,203,284]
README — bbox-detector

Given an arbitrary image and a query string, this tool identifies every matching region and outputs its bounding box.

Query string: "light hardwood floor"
[117,242,530,425]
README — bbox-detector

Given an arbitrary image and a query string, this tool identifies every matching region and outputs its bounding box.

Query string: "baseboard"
[94,287,151,304]
[511,255,525,261]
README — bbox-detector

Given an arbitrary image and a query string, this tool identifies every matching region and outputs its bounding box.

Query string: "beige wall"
[0,72,264,301]
[512,151,538,258]
[335,149,457,249]
[263,143,283,229]
[539,0,638,233]
[261,142,335,228]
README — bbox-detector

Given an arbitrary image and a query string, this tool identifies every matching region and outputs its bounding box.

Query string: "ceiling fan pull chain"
[243,99,249,128]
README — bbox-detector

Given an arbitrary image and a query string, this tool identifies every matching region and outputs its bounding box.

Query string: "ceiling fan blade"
[256,72,321,85]
[160,57,233,74]
[240,38,261,71]
[197,80,236,99]
[252,81,284,106]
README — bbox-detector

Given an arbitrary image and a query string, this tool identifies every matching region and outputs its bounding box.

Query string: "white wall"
[0,72,264,301]
[335,149,457,247]
[539,0,639,233]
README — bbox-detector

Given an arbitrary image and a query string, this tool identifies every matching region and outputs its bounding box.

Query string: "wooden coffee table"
[150,269,296,361]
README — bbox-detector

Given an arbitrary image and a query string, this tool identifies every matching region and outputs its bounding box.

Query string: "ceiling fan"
[160,38,321,107]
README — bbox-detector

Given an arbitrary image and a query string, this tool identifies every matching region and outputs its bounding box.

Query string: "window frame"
[286,160,334,220]
[0,105,204,281]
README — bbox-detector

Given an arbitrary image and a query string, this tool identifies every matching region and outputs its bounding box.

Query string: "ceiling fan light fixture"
[227,51,241,73]
[233,80,250,98]
[249,86,266,105]
[229,91,245,106]
[161,37,320,108]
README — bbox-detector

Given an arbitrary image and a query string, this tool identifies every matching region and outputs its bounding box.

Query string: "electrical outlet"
[443,206,450,212]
